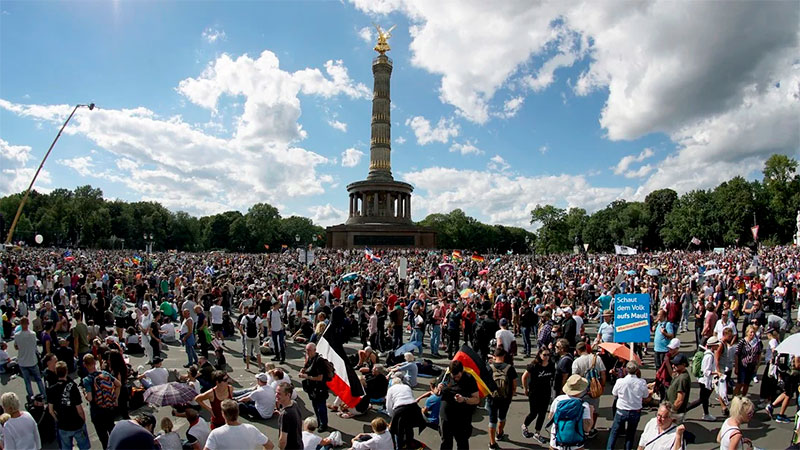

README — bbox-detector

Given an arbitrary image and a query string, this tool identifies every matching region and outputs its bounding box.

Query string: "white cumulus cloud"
[341,148,365,167]
[328,119,348,132]
[57,156,95,177]
[405,115,459,145]
[308,203,349,226]
[613,148,654,175]
[202,27,226,43]
[449,140,483,155]
[357,26,373,44]
[0,138,52,195]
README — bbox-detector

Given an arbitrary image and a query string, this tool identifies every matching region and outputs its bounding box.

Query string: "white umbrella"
[705,260,718,266]
[776,334,800,356]
[704,269,722,276]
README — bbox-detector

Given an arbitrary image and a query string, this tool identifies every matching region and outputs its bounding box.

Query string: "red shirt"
[387,294,398,309]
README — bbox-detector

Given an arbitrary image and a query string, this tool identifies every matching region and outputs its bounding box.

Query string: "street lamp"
[144,233,154,254]
[4,102,95,245]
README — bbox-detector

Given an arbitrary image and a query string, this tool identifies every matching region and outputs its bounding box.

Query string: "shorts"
[581,392,600,410]
[245,337,259,358]
[212,323,223,333]
[114,317,126,328]
[738,363,757,385]
[486,397,511,426]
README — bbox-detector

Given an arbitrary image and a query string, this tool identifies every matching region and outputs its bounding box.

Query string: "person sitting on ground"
[388,352,418,387]
[290,315,314,343]
[350,417,393,450]
[237,373,276,420]
[356,346,379,373]
[184,408,211,450]
[213,347,227,371]
[139,357,169,389]
[124,326,144,354]
[302,417,334,450]
[155,417,183,450]
[416,380,442,427]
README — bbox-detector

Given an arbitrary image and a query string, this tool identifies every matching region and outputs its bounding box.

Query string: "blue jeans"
[26,287,36,307]
[521,326,532,355]
[184,333,198,365]
[430,324,442,355]
[606,409,641,450]
[271,329,286,360]
[411,329,423,348]
[58,425,91,450]
[20,364,46,400]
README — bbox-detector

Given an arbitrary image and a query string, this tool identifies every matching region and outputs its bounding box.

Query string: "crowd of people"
[0,244,798,450]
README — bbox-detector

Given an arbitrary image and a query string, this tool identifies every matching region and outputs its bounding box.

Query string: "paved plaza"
[2,318,796,450]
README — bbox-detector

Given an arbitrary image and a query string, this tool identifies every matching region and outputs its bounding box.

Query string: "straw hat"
[563,374,589,396]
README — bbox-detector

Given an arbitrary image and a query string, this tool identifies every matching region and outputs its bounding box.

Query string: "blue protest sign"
[613,293,651,343]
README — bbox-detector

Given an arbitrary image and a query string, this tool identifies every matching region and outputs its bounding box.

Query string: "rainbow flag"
[471,253,485,262]
[132,254,142,265]
[452,250,463,262]
[452,345,497,398]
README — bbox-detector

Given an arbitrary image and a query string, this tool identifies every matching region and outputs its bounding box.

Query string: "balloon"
[35,234,43,244]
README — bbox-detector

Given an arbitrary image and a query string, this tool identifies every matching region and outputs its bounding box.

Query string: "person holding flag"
[438,359,480,450]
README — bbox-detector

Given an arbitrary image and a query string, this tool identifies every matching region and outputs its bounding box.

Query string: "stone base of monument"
[325,223,436,249]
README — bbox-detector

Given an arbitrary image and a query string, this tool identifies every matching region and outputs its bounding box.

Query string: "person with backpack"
[81,353,121,449]
[267,301,286,363]
[299,343,332,432]
[47,361,90,450]
[606,361,650,450]
[687,336,721,421]
[571,342,606,439]
[546,374,592,450]
[239,306,263,371]
[486,347,518,450]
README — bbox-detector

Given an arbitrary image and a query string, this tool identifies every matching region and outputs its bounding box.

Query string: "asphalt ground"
[2,318,797,450]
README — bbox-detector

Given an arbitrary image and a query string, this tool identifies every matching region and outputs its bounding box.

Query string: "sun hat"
[563,374,589,396]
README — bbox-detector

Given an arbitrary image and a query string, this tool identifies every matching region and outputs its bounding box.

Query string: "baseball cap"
[499,318,508,327]
[255,373,270,383]
[667,338,681,350]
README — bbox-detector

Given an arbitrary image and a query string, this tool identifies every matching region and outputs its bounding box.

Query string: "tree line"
[0,154,795,254]
[529,154,800,254]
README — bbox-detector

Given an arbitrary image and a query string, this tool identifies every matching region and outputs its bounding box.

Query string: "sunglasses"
[541,353,551,357]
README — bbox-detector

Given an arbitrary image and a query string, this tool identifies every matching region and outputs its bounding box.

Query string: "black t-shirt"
[47,379,84,431]
[439,371,478,424]
[303,354,329,396]
[44,369,59,389]
[555,354,573,395]
[299,321,313,339]
[279,402,304,450]
[525,361,555,397]
[106,420,158,450]
[77,292,91,307]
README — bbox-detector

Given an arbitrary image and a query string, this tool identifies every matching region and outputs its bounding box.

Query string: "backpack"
[90,371,118,410]
[551,397,585,447]
[320,356,335,382]
[491,363,512,399]
[245,315,258,338]
[586,354,603,398]
[691,350,704,378]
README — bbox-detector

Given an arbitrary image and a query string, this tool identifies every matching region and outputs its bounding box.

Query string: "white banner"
[398,257,408,279]
[614,244,638,255]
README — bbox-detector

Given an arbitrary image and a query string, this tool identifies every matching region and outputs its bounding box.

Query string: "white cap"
[668,338,681,350]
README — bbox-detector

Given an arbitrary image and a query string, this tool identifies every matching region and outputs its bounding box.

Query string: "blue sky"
[1,1,798,229]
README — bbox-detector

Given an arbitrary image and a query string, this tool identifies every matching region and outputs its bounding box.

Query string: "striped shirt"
[737,337,762,366]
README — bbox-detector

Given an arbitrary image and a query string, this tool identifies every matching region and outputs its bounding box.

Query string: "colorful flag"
[451,250,462,262]
[751,225,759,241]
[317,323,365,408]
[132,254,142,265]
[364,247,382,263]
[281,244,288,249]
[471,253,485,262]
[690,237,701,245]
[62,250,72,258]
[264,244,269,250]
[452,345,497,398]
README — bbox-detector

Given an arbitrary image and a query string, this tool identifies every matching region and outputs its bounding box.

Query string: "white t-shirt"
[240,314,263,337]
[187,418,210,448]
[1,411,42,450]
[548,395,591,450]
[144,367,169,386]
[637,417,677,450]
[205,423,268,450]
[250,384,276,419]
[210,305,224,324]
[268,309,283,332]
[350,431,394,450]
[270,374,298,400]
[302,431,322,450]
[495,329,515,352]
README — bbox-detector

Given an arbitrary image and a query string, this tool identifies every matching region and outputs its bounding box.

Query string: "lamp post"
[144,233,154,254]
[4,103,95,245]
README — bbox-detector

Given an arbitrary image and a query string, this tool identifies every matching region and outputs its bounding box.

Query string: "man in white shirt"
[237,373,276,420]
[185,408,210,450]
[351,417,394,450]
[239,306,263,371]
[209,298,224,340]
[606,361,651,450]
[495,319,515,355]
[204,399,272,450]
[385,376,416,416]
[267,301,285,363]
[139,357,169,388]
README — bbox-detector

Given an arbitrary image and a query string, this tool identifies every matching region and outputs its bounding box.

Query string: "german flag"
[471,253,485,262]
[452,345,497,398]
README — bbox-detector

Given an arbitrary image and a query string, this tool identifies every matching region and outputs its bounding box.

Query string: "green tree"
[644,188,678,250]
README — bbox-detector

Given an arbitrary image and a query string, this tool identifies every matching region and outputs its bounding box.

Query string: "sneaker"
[534,432,547,444]
[701,414,717,421]
[753,376,759,384]
[586,429,598,439]
[766,403,774,419]
[521,425,533,439]
[488,443,500,450]
[776,415,793,423]
[497,433,508,441]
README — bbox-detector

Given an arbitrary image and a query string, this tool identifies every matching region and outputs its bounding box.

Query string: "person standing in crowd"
[694,300,707,351]
[204,400,272,450]
[495,318,515,364]
[72,310,91,376]
[180,308,198,367]
[561,307,577,350]
[571,342,606,438]
[522,346,556,444]
[637,401,686,450]
[14,317,46,401]
[519,300,536,357]
[438,360,479,450]
[107,413,158,450]
[195,371,234,430]
[445,303,461,359]
[82,353,121,449]
[299,343,330,432]
[547,374,592,450]
[486,347,517,450]
[239,306,263,371]
[0,392,41,450]
[48,361,91,450]
[277,383,303,450]
[718,396,755,450]
[268,301,286,363]
[554,338,574,396]
[390,304,405,350]
[688,336,721,421]
[734,325,763,396]
[653,310,676,371]
[666,353,692,420]
[607,361,650,450]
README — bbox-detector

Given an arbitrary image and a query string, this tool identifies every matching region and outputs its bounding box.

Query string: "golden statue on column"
[373,23,396,54]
